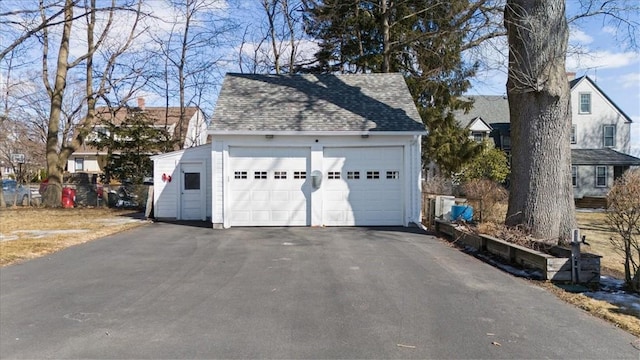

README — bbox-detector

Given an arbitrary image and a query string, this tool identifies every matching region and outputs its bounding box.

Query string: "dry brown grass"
[474,202,623,277]
[0,207,149,267]
[537,281,640,337]
[469,204,637,335]
[575,211,625,278]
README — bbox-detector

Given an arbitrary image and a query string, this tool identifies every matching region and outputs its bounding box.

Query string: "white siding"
[66,156,101,174]
[573,165,614,198]
[184,110,209,148]
[571,79,631,152]
[152,145,212,220]
[211,134,423,228]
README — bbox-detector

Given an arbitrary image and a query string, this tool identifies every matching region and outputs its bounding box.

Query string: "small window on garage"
[294,171,306,179]
[184,172,200,190]
[347,171,360,179]
[234,171,247,179]
[254,171,268,179]
[366,171,380,179]
[274,171,287,179]
[386,171,399,179]
[328,171,341,179]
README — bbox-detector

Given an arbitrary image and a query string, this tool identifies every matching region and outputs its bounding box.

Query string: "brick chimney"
[137,97,145,110]
[566,72,576,81]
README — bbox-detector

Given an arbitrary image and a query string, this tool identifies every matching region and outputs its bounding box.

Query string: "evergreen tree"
[303,0,483,174]
[89,110,175,184]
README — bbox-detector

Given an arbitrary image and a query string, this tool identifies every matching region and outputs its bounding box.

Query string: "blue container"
[451,205,473,222]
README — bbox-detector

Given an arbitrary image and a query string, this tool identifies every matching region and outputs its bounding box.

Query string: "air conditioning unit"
[434,195,456,220]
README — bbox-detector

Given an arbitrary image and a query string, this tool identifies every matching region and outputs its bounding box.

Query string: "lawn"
[0,207,149,266]
[575,211,625,278]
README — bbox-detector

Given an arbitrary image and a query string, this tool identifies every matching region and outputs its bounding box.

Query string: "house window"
[74,158,84,172]
[502,135,511,150]
[595,166,607,187]
[603,125,616,147]
[579,93,591,114]
[572,166,577,187]
[472,132,484,143]
[347,171,360,179]
[570,125,576,144]
[184,173,200,190]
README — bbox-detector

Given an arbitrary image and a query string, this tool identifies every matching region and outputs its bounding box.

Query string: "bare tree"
[502,0,639,243]
[607,169,640,292]
[240,0,306,74]
[503,0,577,242]
[149,0,233,148]
[37,0,146,207]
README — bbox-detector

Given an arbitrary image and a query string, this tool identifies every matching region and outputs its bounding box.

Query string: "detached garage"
[152,73,425,227]
[210,73,426,228]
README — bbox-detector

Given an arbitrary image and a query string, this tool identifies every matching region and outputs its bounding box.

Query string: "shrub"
[606,169,640,292]
[461,179,508,223]
[458,141,510,183]
[422,174,454,195]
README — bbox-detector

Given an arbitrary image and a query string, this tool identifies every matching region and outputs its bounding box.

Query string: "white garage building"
[152,73,426,228]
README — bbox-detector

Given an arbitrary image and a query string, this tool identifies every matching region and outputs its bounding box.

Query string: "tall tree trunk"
[504,0,577,243]
[43,0,74,207]
[380,0,390,73]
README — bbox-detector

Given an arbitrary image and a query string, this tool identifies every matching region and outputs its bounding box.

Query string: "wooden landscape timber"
[435,219,601,284]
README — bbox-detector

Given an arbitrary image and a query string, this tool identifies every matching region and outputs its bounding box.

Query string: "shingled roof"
[571,148,640,166]
[454,95,510,128]
[210,73,424,133]
[74,106,199,154]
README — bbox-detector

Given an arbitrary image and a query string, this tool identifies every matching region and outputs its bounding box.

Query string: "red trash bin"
[62,187,76,208]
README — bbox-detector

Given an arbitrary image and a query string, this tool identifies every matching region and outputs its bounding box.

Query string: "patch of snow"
[584,290,640,316]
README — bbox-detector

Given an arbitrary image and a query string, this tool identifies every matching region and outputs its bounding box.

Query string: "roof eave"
[207,130,427,136]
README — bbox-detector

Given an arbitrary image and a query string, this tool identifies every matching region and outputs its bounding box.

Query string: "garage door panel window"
[274,171,287,179]
[234,171,247,179]
[366,171,380,179]
[184,172,200,190]
[254,171,268,179]
[328,171,341,179]
[347,171,360,179]
[294,171,307,179]
[386,171,399,179]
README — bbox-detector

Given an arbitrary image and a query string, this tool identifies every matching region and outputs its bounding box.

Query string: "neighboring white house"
[152,73,426,227]
[455,74,640,201]
[68,98,208,176]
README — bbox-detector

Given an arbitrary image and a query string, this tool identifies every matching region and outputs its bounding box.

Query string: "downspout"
[411,135,425,229]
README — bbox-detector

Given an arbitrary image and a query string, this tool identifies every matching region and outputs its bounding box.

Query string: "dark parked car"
[2,179,31,206]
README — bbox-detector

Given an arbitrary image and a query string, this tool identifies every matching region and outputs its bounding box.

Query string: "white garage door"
[229,147,310,226]
[323,147,403,226]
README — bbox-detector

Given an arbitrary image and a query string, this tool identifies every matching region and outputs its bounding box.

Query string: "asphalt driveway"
[0,223,637,359]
